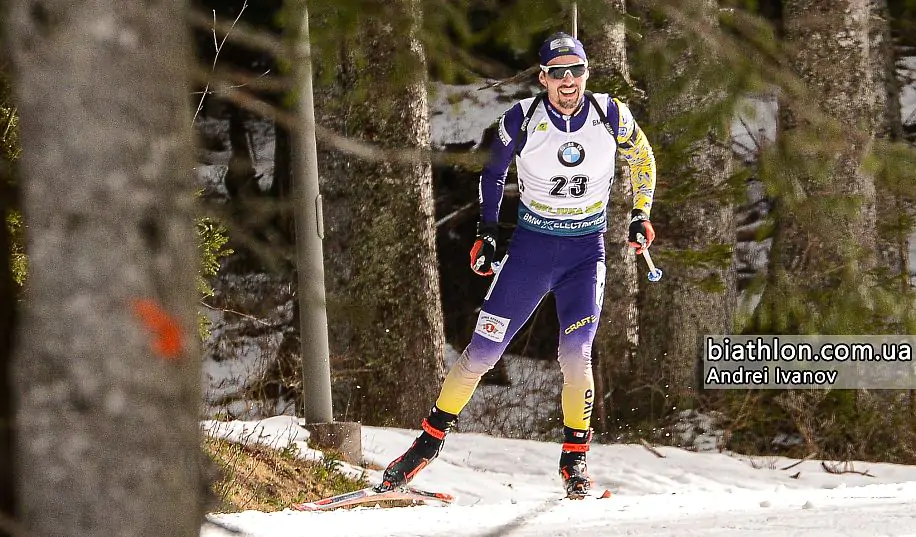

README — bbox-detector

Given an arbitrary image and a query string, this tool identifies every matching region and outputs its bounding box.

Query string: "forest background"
[2,0,916,533]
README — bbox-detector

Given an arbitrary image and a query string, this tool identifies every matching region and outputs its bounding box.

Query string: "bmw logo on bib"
[558,142,585,167]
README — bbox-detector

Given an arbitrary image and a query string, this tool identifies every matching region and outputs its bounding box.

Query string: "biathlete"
[378,32,658,498]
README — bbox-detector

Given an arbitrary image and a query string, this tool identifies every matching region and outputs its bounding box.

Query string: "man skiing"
[378,32,658,498]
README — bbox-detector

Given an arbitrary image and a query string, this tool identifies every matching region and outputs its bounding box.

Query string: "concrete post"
[291,3,361,465]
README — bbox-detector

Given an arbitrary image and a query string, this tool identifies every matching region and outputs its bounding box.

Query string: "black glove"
[469,222,498,276]
[628,209,655,254]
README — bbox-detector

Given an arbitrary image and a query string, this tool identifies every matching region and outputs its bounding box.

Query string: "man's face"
[538,54,588,114]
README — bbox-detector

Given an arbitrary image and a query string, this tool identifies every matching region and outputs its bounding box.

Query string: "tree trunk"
[315,1,446,427]
[584,0,641,437]
[869,0,909,290]
[0,169,15,536]
[5,0,202,535]
[755,0,879,334]
[636,0,737,419]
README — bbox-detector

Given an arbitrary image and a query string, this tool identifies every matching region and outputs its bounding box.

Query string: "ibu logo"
[558,142,585,167]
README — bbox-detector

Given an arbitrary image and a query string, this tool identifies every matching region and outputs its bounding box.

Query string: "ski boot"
[375,406,457,492]
[559,426,592,499]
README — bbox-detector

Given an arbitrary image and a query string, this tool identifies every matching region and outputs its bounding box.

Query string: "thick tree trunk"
[756,0,879,334]
[315,1,446,427]
[0,176,15,535]
[585,0,641,436]
[869,0,909,288]
[6,0,202,535]
[637,0,737,417]
[753,0,894,463]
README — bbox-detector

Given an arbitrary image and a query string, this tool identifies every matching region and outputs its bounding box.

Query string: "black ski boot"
[375,407,457,492]
[559,426,592,499]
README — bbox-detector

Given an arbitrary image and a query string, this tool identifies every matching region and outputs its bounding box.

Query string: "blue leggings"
[437,227,606,430]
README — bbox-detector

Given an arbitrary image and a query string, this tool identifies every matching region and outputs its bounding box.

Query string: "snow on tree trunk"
[5,0,202,535]
[315,1,446,427]
[637,0,737,415]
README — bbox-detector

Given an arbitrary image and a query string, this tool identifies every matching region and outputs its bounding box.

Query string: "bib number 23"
[549,175,589,198]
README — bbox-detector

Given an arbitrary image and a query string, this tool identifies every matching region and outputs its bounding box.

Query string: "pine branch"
[477,65,539,91]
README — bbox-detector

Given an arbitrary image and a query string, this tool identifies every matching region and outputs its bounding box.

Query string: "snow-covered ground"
[900,56,916,128]
[201,417,916,537]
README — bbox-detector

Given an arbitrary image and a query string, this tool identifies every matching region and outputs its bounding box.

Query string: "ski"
[563,488,613,501]
[291,485,455,511]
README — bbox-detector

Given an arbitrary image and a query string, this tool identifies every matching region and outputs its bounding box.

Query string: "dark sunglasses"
[540,62,588,79]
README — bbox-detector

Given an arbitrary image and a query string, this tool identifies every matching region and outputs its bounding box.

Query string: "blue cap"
[538,32,587,65]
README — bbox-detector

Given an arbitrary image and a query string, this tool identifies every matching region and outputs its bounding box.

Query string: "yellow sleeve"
[613,98,656,218]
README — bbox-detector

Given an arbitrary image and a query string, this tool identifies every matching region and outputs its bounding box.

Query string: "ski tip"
[290,502,320,512]
[561,489,613,501]
[432,492,456,503]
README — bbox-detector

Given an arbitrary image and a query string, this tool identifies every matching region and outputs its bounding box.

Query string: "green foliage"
[204,436,367,513]
[0,104,20,163]
[197,215,234,339]
[299,0,617,88]
[629,3,757,208]
[279,441,301,460]
[748,118,916,336]
[197,216,234,297]
[2,79,23,287]
[6,211,26,286]
[864,140,916,200]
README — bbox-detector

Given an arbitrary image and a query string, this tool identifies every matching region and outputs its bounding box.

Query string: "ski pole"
[641,249,663,282]
[635,232,662,282]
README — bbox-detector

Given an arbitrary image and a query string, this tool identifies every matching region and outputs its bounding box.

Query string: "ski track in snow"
[204,483,916,537]
[200,419,916,537]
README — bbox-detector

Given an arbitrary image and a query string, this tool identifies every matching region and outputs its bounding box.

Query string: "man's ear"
[538,71,547,88]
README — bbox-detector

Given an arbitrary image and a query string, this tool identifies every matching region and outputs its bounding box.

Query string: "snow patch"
[429,82,539,150]
[900,56,916,126]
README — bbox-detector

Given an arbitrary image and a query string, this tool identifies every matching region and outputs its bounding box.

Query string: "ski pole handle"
[641,249,663,282]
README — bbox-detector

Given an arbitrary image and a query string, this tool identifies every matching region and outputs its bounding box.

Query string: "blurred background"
[3,0,916,498]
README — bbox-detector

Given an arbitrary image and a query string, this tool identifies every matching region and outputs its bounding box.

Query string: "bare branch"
[639,438,666,458]
[478,65,539,91]
[820,460,874,477]
[780,451,818,471]
[435,201,476,228]
[737,115,762,153]
[190,69,290,98]
[187,8,288,59]
[191,71,490,170]
[193,1,249,124]
[200,301,274,327]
